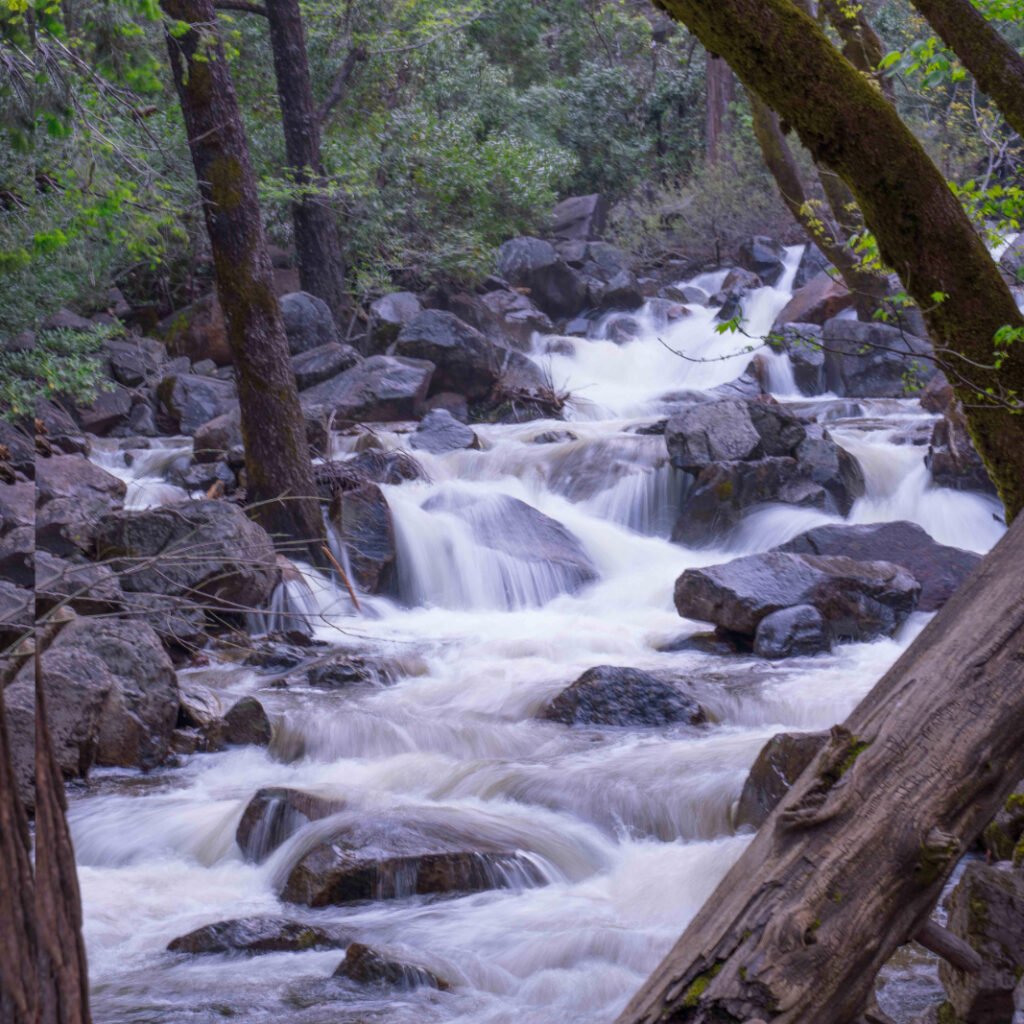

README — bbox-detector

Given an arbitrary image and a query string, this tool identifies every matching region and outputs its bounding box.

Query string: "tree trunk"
[264,0,349,325]
[910,0,1024,141]
[34,647,91,1024]
[162,0,325,555]
[705,52,734,165]
[617,511,1024,1023]
[748,94,889,318]
[653,0,1024,521]
[821,0,892,96]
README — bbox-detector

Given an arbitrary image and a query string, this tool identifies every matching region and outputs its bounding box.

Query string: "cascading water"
[72,246,1005,1024]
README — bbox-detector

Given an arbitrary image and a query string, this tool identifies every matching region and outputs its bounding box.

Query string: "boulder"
[35,454,126,556]
[301,355,433,423]
[103,336,167,388]
[793,426,865,516]
[72,383,134,436]
[539,666,705,727]
[236,787,346,863]
[280,809,545,906]
[496,237,588,319]
[0,481,35,585]
[159,293,231,366]
[34,550,124,616]
[327,483,397,595]
[315,450,426,493]
[662,284,709,305]
[94,500,278,614]
[0,581,32,651]
[593,269,644,311]
[821,318,939,397]
[279,291,338,355]
[177,681,226,748]
[719,267,763,296]
[549,193,608,241]
[919,374,955,415]
[422,491,597,597]
[772,272,853,329]
[735,731,829,828]
[165,454,235,493]
[36,398,90,456]
[42,307,94,332]
[674,550,921,644]
[737,236,787,286]
[368,291,423,351]
[334,943,450,991]
[291,342,362,391]
[223,696,272,747]
[666,400,761,471]
[157,373,238,435]
[792,243,832,290]
[168,917,343,955]
[770,324,826,396]
[193,410,243,463]
[939,863,1024,1024]
[425,391,470,422]
[409,409,478,455]
[926,407,996,495]
[0,420,35,480]
[476,288,554,349]
[753,604,830,659]
[777,521,980,612]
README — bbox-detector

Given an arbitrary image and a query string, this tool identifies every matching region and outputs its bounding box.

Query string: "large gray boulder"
[409,408,478,455]
[666,400,762,470]
[674,550,921,647]
[368,291,423,351]
[926,406,996,496]
[539,666,705,727]
[821,318,939,397]
[291,342,362,391]
[449,287,554,351]
[34,550,124,617]
[0,481,34,586]
[549,193,608,240]
[94,500,278,614]
[236,787,346,863]
[777,521,980,612]
[769,323,826,396]
[157,373,238,434]
[497,237,588,319]
[392,310,500,399]
[327,483,397,595]
[279,291,338,354]
[737,236,787,286]
[35,454,126,556]
[103,336,168,388]
[301,355,433,422]
[939,863,1024,1024]
[772,272,852,329]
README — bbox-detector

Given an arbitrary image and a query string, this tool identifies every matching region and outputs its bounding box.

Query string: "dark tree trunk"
[705,52,734,166]
[0,681,40,1024]
[617,511,1024,1023]
[654,0,1024,520]
[265,0,348,325]
[34,647,91,1024]
[910,0,1024,140]
[821,0,893,96]
[162,0,325,555]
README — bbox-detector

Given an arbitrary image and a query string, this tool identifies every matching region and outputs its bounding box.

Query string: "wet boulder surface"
[734,731,829,829]
[168,917,346,956]
[301,355,434,422]
[539,666,706,728]
[334,942,450,991]
[236,787,346,863]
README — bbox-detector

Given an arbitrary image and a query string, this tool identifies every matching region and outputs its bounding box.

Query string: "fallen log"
[616,512,1024,1024]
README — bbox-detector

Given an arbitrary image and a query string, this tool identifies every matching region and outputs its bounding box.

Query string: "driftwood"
[617,512,1024,1024]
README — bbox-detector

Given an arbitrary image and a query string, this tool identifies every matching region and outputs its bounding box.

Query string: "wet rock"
[939,863,1024,1024]
[409,409,478,455]
[539,666,706,727]
[793,243,832,290]
[368,291,423,351]
[422,491,597,596]
[301,355,433,423]
[157,373,238,435]
[334,943,450,991]
[223,696,272,746]
[926,407,996,496]
[168,917,344,955]
[982,785,1024,864]
[735,730,829,829]
[605,314,642,344]
[316,450,426,494]
[919,374,954,415]
[753,604,829,659]
[533,430,578,445]
[34,550,124,616]
[821,318,939,398]
[657,631,742,657]
[475,288,554,349]
[126,401,158,437]
[280,291,338,355]
[302,653,406,690]
[549,193,608,241]
[748,401,807,456]
[36,398,90,456]
[770,324,825,396]
[236,787,345,863]
[646,298,690,328]
[665,400,761,471]
[158,292,231,366]
[193,409,242,463]
[777,521,980,612]
[327,483,396,595]
[0,481,35,585]
[738,236,787,286]
[674,550,920,644]
[0,420,35,480]
[594,269,644,311]
[104,336,167,388]
[35,454,126,556]
[0,580,32,651]
[177,681,226,747]
[72,383,134,436]
[772,272,852,329]
[280,810,545,906]
[663,284,709,305]
[718,267,763,297]
[165,454,235,493]
[794,425,865,516]
[95,499,278,615]
[291,343,362,391]
[496,237,588,319]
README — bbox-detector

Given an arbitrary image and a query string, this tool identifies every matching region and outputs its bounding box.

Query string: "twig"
[321,544,361,614]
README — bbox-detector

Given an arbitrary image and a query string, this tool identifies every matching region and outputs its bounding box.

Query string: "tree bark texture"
[616,511,1024,1024]
[705,53,734,165]
[910,0,1024,141]
[162,0,325,554]
[264,0,348,324]
[654,0,1024,521]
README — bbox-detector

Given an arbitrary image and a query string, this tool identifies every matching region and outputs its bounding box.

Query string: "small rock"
[168,917,343,955]
[222,696,272,746]
[409,409,478,455]
[236,787,345,863]
[334,942,450,991]
[753,604,829,659]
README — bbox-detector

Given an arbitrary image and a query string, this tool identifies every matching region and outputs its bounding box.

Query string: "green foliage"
[0,323,116,419]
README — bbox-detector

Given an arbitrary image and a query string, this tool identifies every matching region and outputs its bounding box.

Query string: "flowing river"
[75,248,1005,1024]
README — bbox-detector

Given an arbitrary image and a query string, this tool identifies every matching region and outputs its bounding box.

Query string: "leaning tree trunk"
[162,0,325,554]
[617,512,1024,1024]
[653,0,1024,521]
[705,52,734,166]
[910,0,1024,141]
[264,0,348,325]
